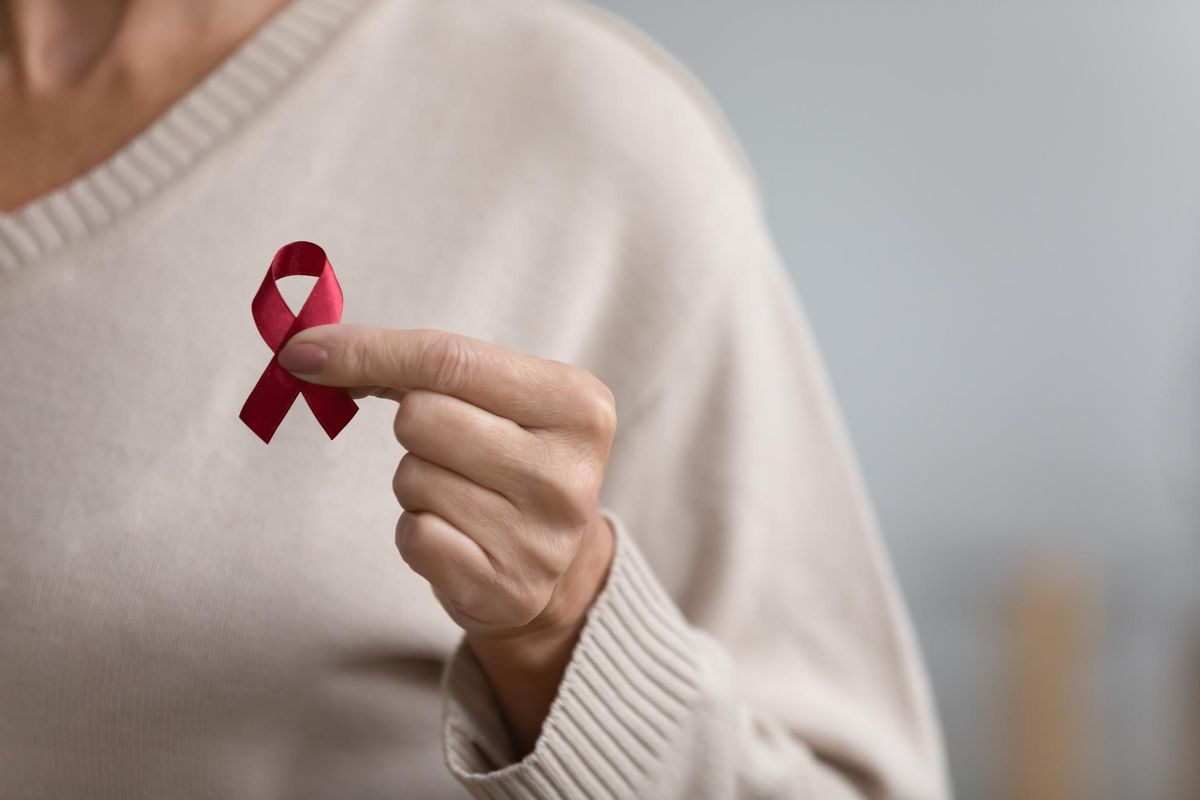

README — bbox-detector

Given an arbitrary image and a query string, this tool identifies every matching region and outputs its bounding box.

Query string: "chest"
[0,234,464,737]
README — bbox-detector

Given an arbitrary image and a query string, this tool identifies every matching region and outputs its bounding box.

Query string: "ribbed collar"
[0,0,370,275]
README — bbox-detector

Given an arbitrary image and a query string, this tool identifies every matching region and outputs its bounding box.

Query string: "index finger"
[277,323,596,428]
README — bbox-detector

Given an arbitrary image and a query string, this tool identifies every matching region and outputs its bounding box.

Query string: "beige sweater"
[0,0,948,797]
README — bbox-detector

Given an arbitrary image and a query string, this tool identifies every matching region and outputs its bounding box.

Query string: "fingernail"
[277,341,327,374]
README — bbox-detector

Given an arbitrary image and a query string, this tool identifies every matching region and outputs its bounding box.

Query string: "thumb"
[276,323,401,388]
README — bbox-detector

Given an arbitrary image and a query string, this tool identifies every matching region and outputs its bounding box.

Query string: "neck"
[0,0,289,94]
[0,0,291,211]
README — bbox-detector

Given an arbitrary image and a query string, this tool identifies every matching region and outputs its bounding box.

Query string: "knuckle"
[420,331,475,393]
[510,533,569,581]
[392,389,437,443]
[541,467,597,529]
[582,378,618,437]
[395,511,434,567]
[532,535,576,578]
[516,440,600,529]
[561,370,617,438]
[394,511,415,552]
[394,512,415,558]
[508,442,556,493]
[396,513,420,563]
[392,453,422,505]
[348,328,384,378]
[486,558,551,626]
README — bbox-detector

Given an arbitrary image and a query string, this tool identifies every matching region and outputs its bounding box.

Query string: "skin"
[2,0,618,758]
[0,0,291,210]
[279,326,618,755]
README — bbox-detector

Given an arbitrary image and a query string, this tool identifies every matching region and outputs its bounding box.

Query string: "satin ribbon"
[239,241,359,443]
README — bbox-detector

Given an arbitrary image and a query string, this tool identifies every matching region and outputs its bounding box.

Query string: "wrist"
[463,512,615,755]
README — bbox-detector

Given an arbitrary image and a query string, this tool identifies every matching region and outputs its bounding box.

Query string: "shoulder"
[376,0,764,218]
[504,0,760,183]
[354,0,779,405]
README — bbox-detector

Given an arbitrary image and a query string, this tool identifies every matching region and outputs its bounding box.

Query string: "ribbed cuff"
[440,508,702,799]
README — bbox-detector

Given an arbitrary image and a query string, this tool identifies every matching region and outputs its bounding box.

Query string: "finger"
[348,385,408,402]
[392,452,517,559]
[397,511,548,630]
[392,389,547,502]
[395,510,496,617]
[277,323,601,428]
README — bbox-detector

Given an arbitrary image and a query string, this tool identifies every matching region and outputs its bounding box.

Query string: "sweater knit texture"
[0,0,949,797]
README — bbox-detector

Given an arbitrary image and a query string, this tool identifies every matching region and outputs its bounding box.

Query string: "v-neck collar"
[0,0,372,276]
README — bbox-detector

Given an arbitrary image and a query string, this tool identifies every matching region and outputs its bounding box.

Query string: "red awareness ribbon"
[239,241,359,443]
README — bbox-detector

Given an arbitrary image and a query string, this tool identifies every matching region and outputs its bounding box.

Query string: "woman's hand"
[277,323,618,753]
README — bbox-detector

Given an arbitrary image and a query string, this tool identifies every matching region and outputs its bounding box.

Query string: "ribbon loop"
[239,241,359,443]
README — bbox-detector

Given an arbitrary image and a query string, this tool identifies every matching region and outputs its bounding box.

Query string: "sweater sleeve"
[438,181,950,797]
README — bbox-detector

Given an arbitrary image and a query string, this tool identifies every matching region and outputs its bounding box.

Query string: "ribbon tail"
[301,383,360,440]
[239,360,303,443]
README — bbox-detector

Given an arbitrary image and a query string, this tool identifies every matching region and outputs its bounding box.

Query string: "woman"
[0,0,948,797]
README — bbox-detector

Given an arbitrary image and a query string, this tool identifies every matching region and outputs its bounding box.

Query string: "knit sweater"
[0,0,949,797]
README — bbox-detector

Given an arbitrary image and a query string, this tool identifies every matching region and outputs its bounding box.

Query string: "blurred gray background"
[588,3,1200,798]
